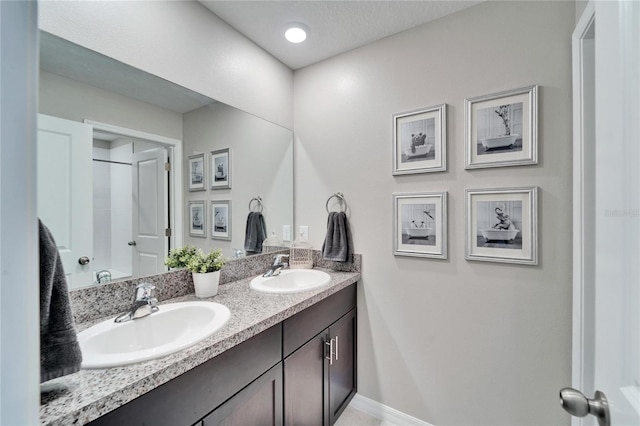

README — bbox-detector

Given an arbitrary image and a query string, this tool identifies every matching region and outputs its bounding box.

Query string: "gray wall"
[39,71,183,140]
[183,103,294,258]
[293,1,574,425]
[0,1,40,423]
[576,0,589,23]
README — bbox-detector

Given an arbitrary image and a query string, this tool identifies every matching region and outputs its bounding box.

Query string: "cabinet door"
[328,309,357,425]
[202,363,283,426]
[284,333,328,426]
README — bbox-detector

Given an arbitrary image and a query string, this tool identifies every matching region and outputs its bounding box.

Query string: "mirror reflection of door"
[37,114,93,289]
[37,115,174,289]
[132,147,170,278]
[93,134,171,283]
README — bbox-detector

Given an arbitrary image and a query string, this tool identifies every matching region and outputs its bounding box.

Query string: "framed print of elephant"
[465,187,538,265]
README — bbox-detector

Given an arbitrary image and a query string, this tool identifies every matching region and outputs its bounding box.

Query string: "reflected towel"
[244,212,267,254]
[322,212,352,262]
[39,219,82,382]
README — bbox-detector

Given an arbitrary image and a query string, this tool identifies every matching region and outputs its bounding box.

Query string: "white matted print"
[211,200,231,240]
[210,148,231,190]
[393,104,446,175]
[189,200,206,237]
[393,192,447,259]
[465,187,538,265]
[188,153,205,191]
[465,85,537,169]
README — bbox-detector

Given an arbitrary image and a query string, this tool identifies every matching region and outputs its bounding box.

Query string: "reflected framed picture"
[210,148,231,190]
[465,187,538,265]
[393,104,447,175]
[393,191,447,259]
[188,153,205,191]
[211,200,231,240]
[465,85,538,169]
[189,200,206,237]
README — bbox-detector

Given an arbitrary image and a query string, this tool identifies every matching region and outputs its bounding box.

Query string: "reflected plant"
[165,245,199,269]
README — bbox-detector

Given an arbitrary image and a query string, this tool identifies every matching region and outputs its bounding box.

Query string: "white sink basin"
[250,269,331,294]
[78,301,230,368]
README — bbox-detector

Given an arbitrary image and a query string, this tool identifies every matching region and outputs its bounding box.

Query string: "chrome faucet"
[263,254,290,277]
[114,282,159,323]
[96,269,112,284]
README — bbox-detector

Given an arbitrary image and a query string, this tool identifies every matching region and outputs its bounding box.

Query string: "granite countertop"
[40,269,360,426]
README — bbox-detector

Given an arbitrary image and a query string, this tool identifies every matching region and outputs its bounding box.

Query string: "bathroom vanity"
[40,257,360,426]
[88,285,356,426]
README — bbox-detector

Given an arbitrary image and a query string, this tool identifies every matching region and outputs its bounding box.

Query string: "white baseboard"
[349,393,434,426]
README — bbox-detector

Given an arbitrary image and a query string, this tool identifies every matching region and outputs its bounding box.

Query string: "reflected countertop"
[40,269,360,426]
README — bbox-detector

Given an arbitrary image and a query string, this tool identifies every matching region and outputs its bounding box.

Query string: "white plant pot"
[192,271,221,298]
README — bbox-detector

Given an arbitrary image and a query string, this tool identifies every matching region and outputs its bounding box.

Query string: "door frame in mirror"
[85,119,184,256]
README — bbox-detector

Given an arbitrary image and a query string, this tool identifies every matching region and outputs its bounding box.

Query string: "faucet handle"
[134,282,156,301]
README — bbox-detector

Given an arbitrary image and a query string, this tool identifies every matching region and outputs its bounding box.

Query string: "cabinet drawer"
[88,324,282,426]
[283,284,356,357]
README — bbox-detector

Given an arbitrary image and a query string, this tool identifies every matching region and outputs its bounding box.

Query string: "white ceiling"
[199,1,484,70]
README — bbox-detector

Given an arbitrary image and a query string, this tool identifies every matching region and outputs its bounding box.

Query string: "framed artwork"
[465,85,538,169]
[188,153,205,191]
[189,200,206,237]
[211,200,231,240]
[393,104,447,175]
[210,148,231,190]
[465,187,538,265]
[393,191,447,259]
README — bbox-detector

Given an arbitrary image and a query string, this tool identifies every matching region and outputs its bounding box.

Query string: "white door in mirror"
[250,269,331,294]
[78,301,230,368]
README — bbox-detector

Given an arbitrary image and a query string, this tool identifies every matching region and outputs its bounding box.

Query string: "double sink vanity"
[40,251,360,426]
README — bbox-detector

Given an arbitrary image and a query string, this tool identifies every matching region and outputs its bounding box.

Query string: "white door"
[37,114,93,289]
[131,147,168,277]
[566,2,640,425]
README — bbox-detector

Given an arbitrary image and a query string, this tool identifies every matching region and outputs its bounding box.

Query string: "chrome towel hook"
[326,192,348,213]
[248,196,264,213]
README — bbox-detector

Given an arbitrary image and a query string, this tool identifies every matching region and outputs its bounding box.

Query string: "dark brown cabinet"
[202,363,283,426]
[284,308,357,426]
[328,310,357,425]
[87,324,282,426]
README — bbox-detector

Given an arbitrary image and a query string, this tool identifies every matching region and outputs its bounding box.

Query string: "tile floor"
[334,405,397,426]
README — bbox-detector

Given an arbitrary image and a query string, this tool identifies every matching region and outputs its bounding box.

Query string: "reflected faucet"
[96,270,112,284]
[114,282,159,323]
[263,254,289,277]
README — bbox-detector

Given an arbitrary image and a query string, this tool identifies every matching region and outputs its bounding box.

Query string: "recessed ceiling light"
[284,23,309,44]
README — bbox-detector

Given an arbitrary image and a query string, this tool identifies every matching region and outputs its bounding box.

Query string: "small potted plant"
[166,247,226,297]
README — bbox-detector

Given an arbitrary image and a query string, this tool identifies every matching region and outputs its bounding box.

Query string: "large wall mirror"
[38,32,294,290]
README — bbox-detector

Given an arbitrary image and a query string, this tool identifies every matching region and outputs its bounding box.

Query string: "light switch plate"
[282,225,291,242]
[299,225,309,241]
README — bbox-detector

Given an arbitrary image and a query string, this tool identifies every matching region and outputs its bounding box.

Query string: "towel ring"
[249,196,263,213]
[326,192,347,213]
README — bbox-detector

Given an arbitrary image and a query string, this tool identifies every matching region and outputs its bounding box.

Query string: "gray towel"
[322,212,352,262]
[244,212,267,254]
[39,219,82,383]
